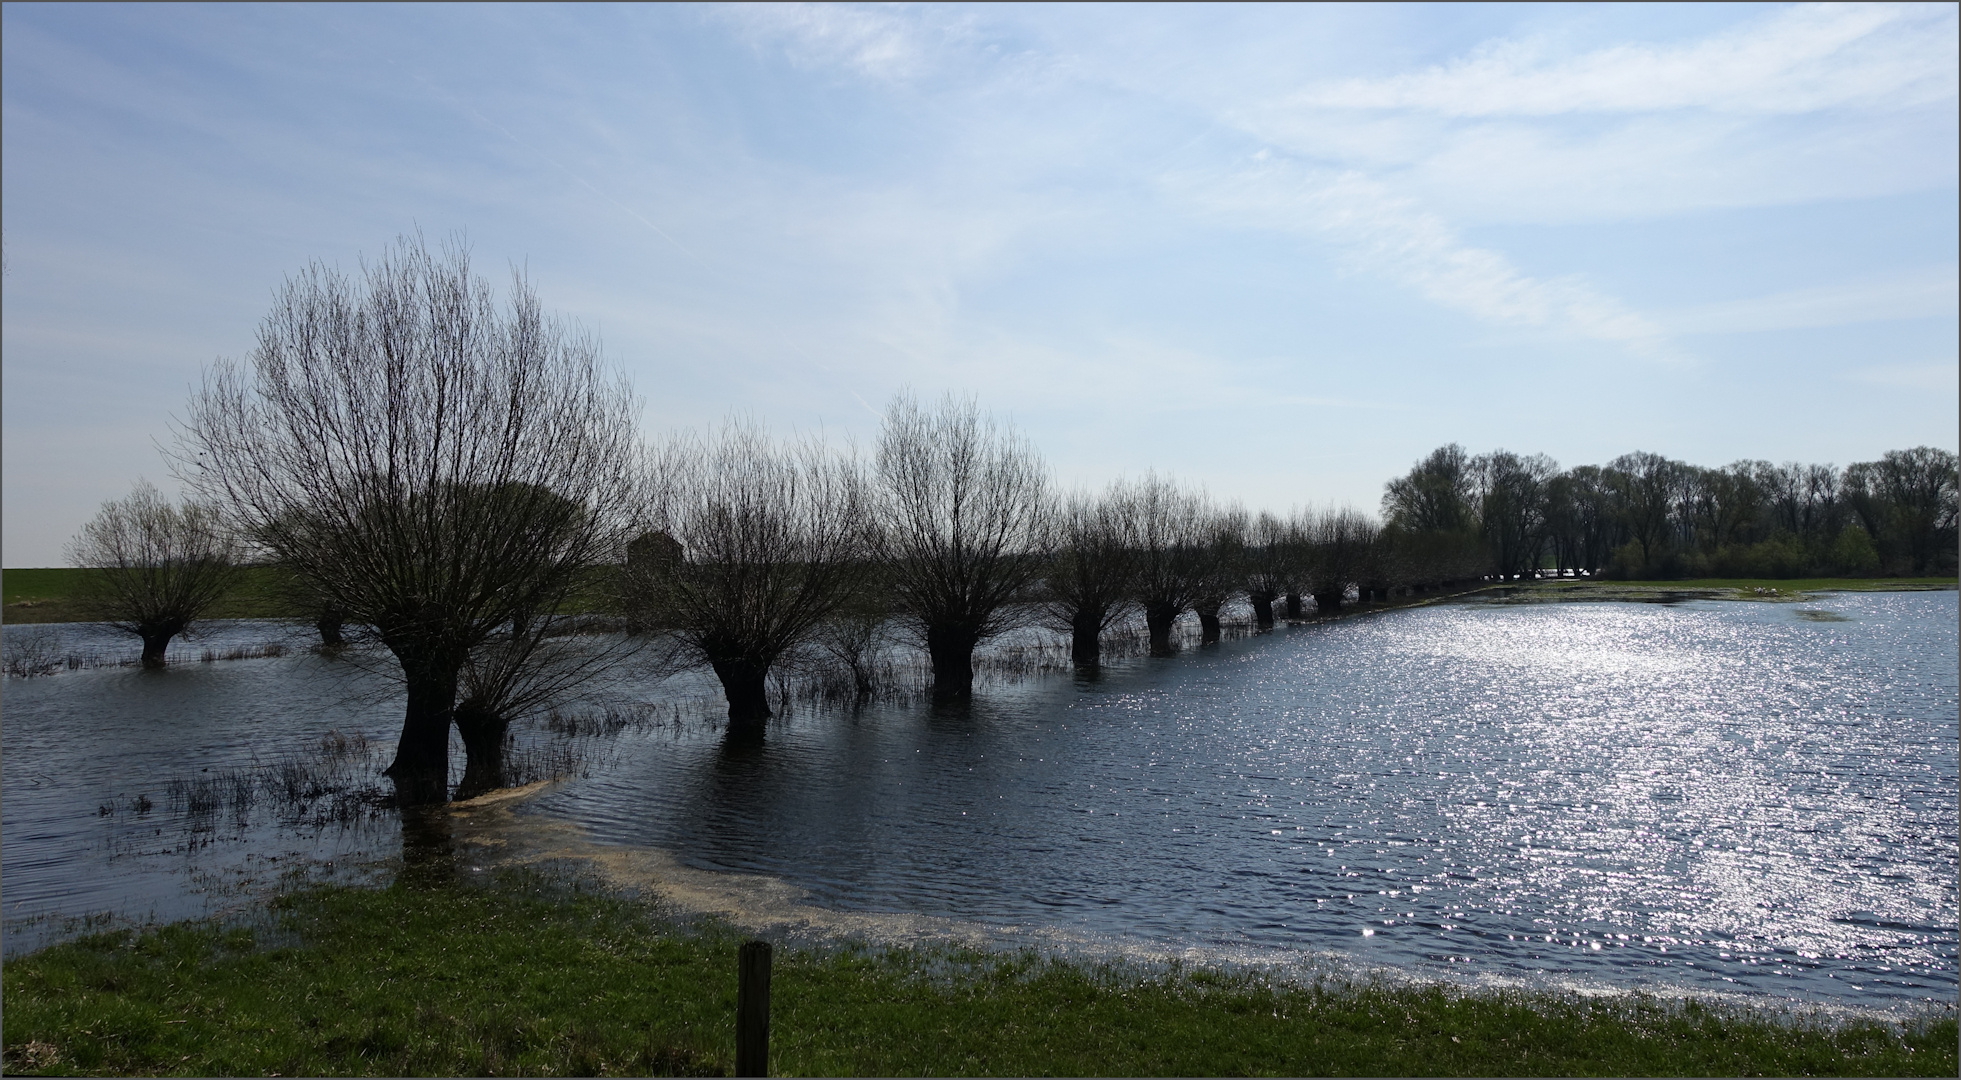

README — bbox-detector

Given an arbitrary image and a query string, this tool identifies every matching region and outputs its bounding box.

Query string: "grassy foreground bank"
[4,877,1951,1077]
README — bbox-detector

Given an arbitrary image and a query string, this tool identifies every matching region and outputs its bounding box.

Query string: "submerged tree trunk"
[139,631,172,669]
[711,655,772,733]
[1312,588,1344,614]
[926,623,980,703]
[452,700,510,801]
[1194,599,1223,644]
[316,609,345,648]
[1144,602,1180,657]
[1249,592,1275,629]
[137,617,187,669]
[1283,591,1303,620]
[1069,609,1105,665]
[386,664,458,806]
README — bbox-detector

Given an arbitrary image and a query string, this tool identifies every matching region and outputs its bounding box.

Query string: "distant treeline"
[1379,444,1959,582]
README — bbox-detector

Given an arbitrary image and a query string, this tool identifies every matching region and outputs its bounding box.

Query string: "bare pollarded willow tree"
[874,392,1053,702]
[1042,486,1137,665]
[621,421,870,732]
[1305,506,1380,613]
[451,604,635,799]
[1241,511,1290,628]
[176,236,638,804]
[1191,505,1247,644]
[1118,474,1211,656]
[66,481,244,667]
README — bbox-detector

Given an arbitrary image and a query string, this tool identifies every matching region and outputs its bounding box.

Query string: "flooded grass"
[1,871,1951,1078]
[2,626,296,678]
[197,642,288,663]
[2,627,92,677]
[175,731,409,821]
[141,713,633,845]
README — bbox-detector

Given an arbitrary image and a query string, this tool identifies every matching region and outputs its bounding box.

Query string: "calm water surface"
[3,594,1955,1012]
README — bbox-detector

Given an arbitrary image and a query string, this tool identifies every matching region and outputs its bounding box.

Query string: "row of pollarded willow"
[54,240,1492,807]
[77,234,1956,805]
[90,236,1067,803]
[621,411,1481,727]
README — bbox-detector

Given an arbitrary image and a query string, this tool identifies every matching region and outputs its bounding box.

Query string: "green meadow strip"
[4,876,1951,1077]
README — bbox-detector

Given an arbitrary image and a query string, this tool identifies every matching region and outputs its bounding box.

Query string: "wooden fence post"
[736,939,772,1077]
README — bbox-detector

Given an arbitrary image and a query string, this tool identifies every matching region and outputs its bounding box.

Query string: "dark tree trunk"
[316,609,345,647]
[1312,588,1344,614]
[926,624,979,702]
[386,664,457,806]
[137,616,186,669]
[1144,602,1179,657]
[1249,592,1275,629]
[452,700,510,801]
[1070,609,1104,665]
[139,631,173,669]
[1283,591,1303,620]
[711,655,772,732]
[1194,599,1222,644]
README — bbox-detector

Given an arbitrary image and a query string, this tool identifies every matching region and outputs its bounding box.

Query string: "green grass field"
[3,566,303,624]
[2,566,619,624]
[2,875,1951,1077]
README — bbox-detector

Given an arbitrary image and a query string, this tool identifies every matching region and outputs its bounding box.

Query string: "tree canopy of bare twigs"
[175,235,637,804]
[1191,505,1248,644]
[873,392,1053,702]
[1042,487,1137,665]
[1305,506,1379,613]
[66,481,244,668]
[812,575,894,700]
[620,421,869,731]
[452,600,635,799]
[1241,511,1293,627]
[1118,474,1211,655]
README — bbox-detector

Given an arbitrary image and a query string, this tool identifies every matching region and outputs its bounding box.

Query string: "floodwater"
[3,594,1955,1014]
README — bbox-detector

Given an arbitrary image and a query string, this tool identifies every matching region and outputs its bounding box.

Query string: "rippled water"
[1,621,404,949]
[4,594,1955,1011]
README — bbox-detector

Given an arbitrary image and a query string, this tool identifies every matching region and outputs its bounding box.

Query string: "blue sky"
[4,2,1956,566]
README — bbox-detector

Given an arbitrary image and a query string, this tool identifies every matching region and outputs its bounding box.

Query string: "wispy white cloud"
[711,2,964,82]
[1232,4,1959,225]
[1660,265,1960,335]
[1844,361,1959,393]
[1189,163,1676,358]
[1291,3,1957,117]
